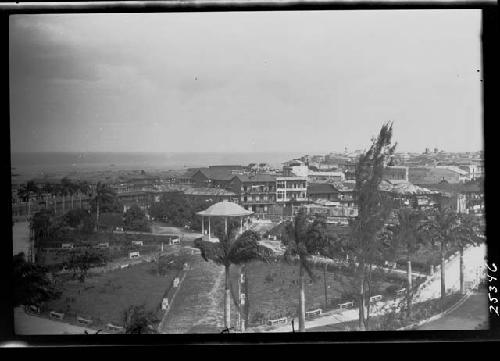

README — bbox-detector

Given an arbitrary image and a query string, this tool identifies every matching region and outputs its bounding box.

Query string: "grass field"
[230,260,405,326]
[45,261,176,329]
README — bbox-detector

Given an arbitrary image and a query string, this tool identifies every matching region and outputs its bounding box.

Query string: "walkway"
[416,292,488,330]
[159,257,226,334]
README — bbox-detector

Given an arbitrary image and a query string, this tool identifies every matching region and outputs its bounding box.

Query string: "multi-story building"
[229,174,277,213]
[308,171,345,183]
[276,177,308,204]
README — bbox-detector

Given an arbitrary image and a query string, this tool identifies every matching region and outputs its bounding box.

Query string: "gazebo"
[196,201,253,241]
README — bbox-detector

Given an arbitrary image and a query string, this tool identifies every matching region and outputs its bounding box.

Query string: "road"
[416,292,488,330]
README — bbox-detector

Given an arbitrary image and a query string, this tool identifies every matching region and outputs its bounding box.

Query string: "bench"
[267,317,287,326]
[305,309,322,319]
[370,295,383,303]
[61,243,74,249]
[161,298,169,310]
[77,316,93,325]
[120,263,129,269]
[129,252,140,259]
[170,238,180,245]
[106,323,125,332]
[49,311,64,320]
[173,277,180,288]
[338,301,354,310]
[132,241,143,246]
[396,288,406,295]
[96,242,109,249]
[26,305,40,314]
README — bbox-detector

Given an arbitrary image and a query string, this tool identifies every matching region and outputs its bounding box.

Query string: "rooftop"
[196,201,253,217]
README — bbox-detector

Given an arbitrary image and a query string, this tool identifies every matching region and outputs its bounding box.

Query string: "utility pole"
[323,262,328,309]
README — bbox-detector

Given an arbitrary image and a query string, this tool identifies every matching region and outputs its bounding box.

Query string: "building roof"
[378,180,439,195]
[308,183,337,194]
[422,182,483,194]
[196,201,253,217]
[331,181,356,192]
[232,174,277,183]
[184,188,236,196]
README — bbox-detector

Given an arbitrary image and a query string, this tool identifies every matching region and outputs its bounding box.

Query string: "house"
[383,166,409,182]
[423,181,484,214]
[276,177,308,204]
[307,183,339,202]
[181,165,245,188]
[229,174,277,213]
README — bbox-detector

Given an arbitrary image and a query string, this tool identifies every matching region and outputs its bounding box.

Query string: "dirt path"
[160,258,225,334]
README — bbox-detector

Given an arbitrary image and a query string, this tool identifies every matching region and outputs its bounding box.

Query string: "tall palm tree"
[77,180,91,209]
[451,213,484,294]
[18,180,41,217]
[281,210,328,332]
[92,182,117,231]
[387,208,425,318]
[61,177,79,210]
[420,207,458,306]
[194,226,272,330]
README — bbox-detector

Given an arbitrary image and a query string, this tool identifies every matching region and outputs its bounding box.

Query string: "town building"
[276,177,308,204]
[228,174,277,213]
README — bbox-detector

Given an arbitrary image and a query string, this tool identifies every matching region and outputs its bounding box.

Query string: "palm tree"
[451,213,484,294]
[61,177,77,210]
[386,208,425,318]
[17,180,41,217]
[194,226,272,330]
[91,182,117,231]
[420,207,458,305]
[280,210,328,332]
[77,180,91,209]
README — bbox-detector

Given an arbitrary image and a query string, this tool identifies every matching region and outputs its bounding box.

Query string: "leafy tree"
[122,305,159,334]
[194,226,272,330]
[124,204,150,232]
[65,249,107,283]
[17,180,41,216]
[350,122,397,330]
[63,208,95,233]
[280,210,329,332]
[13,252,61,307]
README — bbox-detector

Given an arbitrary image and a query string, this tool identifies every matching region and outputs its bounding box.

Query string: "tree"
[420,207,459,306]
[63,208,95,233]
[280,210,329,332]
[122,305,159,334]
[451,213,484,295]
[124,204,149,232]
[65,249,106,283]
[350,122,397,330]
[13,252,61,307]
[77,180,91,209]
[17,180,41,216]
[91,182,120,231]
[194,226,272,330]
[385,208,426,318]
[61,177,79,210]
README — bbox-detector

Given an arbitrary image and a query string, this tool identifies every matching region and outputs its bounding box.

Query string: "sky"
[9,10,483,154]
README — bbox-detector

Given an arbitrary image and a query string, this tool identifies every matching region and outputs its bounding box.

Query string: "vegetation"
[65,249,108,283]
[13,252,61,307]
[280,210,330,332]
[124,204,150,232]
[194,226,273,329]
[122,305,160,334]
[350,122,397,330]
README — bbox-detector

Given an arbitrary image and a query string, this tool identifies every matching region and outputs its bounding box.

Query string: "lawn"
[45,261,177,330]
[231,259,405,326]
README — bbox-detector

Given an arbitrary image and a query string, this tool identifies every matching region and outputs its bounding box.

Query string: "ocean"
[10,152,304,181]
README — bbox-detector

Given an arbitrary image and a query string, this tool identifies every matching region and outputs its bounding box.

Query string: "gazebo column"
[240,217,243,234]
[202,216,205,235]
[224,217,228,236]
[208,217,211,242]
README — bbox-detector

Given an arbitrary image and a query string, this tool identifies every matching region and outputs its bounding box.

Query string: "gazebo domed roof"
[196,201,253,217]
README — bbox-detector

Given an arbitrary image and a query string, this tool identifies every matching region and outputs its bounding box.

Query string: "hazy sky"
[10,10,483,154]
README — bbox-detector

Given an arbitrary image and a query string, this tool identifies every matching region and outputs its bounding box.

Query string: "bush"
[251,311,266,325]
